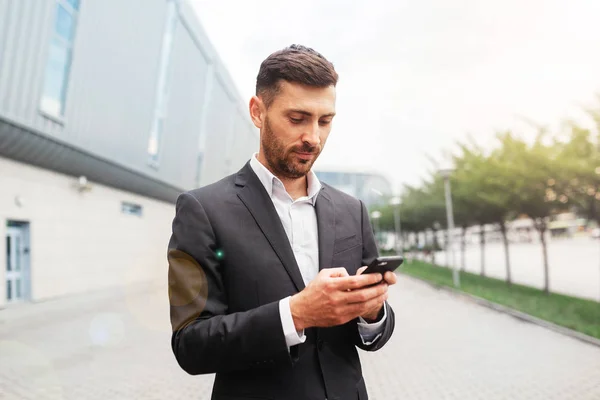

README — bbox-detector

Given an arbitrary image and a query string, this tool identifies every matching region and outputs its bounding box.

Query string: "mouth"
[294,151,315,161]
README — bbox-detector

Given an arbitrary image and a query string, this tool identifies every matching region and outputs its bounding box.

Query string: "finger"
[323,267,349,278]
[342,292,388,318]
[356,266,368,275]
[335,273,382,290]
[384,271,397,285]
[343,283,387,304]
[362,292,388,315]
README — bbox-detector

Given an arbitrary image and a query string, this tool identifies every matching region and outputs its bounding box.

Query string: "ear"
[249,96,264,129]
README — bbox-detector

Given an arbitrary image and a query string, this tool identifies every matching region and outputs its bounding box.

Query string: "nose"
[302,123,321,148]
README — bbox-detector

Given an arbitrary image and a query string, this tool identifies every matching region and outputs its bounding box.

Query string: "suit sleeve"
[168,192,291,375]
[353,199,396,352]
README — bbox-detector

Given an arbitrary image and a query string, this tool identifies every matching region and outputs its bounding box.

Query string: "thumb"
[356,266,368,275]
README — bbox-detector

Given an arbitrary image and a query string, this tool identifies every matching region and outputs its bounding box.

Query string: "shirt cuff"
[279,296,306,349]
[357,304,387,345]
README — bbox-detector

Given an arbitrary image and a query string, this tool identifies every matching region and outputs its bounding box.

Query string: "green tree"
[376,182,447,263]
[494,132,565,294]
[555,120,600,226]
[452,139,515,281]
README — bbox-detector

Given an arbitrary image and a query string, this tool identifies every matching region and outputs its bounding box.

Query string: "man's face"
[254,81,336,179]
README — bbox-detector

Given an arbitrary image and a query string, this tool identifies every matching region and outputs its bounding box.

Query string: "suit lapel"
[315,187,335,271]
[235,163,306,292]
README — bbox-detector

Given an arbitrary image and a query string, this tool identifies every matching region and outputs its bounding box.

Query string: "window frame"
[39,0,81,122]
[121,202,144,217]
[147,0,179,168]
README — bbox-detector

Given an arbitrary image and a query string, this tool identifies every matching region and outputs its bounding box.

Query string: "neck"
[281,176,308,200]
[257,153,308,200]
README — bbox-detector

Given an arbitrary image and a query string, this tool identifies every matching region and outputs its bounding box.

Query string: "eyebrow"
[288,109,336,118]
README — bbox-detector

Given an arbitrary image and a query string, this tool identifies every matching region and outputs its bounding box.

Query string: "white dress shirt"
[249,154,386,349]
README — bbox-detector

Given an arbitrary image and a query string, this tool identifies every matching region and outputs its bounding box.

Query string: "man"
[168,44,397,400]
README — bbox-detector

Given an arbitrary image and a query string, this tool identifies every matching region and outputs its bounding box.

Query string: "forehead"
[271,81,336,115]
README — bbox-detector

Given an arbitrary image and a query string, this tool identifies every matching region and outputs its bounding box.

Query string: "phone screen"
[363,256,404,275]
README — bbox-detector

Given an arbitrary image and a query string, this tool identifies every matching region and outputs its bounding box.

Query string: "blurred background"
[0,0,599,399]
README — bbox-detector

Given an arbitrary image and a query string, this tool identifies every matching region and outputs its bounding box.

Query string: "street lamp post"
[439,168,460,288]
[390,197,402,255]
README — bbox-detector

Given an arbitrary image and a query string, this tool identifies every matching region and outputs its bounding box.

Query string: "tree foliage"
[368,100,600,293]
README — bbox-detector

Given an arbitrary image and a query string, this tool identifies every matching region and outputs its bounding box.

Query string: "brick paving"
[1,276,599,400]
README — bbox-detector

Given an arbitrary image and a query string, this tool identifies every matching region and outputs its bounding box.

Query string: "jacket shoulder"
[320,182,365,210]
[180,173,238,204]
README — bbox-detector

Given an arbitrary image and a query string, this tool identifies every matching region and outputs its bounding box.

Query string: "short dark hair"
[256,44,338,108]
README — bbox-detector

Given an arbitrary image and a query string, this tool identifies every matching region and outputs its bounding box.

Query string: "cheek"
[271,119,299,142]
[282,129,309,148]
[319,128,331,145]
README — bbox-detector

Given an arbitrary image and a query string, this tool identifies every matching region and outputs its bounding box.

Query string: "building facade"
[0,0,258,307]
[314,169,394,207]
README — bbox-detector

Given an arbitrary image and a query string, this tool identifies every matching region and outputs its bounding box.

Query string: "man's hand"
[289,268,388,331]
[356,266,398,322]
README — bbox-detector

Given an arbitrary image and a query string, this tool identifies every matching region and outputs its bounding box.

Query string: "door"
[6,225,29,303]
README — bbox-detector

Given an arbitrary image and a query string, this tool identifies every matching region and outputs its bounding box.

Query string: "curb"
[398,272,600,349]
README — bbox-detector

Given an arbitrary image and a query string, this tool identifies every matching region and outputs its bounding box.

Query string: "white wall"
[0,157,176,308]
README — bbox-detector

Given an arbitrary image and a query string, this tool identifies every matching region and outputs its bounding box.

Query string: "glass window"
[16,279,21,298]
[316,172,335,184]
[15,237,20,271]
[6,281,11,301]
[148,1,178,165]
[66,0,80,11]
[6,236,11,272]
[40,1,79,118]
[121,202,143,217]
[41,37,72,117]
[341,173,352,185]
[55,5,75,40]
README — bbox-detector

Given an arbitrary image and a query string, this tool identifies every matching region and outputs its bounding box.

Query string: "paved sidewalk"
[1,276,599,400]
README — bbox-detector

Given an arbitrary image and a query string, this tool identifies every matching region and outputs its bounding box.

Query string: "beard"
[262,117,322,179]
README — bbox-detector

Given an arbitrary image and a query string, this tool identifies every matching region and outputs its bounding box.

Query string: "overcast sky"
[189,0,600,194]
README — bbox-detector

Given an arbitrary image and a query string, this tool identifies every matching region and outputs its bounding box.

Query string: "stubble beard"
[262,117,322,180]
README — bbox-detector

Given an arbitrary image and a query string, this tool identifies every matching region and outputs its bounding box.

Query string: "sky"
[189,0,600,194]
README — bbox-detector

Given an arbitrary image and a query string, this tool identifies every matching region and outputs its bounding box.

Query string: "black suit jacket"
[168,162,395,400]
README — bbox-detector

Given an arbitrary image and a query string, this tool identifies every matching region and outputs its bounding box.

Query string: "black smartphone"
[362,255,404,276]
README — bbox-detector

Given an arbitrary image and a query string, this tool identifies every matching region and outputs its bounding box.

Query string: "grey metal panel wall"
[0,118,182,204]
[0,0,258,197]
[0,0,165,170]
[228,109,259,175]
[59,0,165,172]
[206,82,259,181]
[199,76,236,186]
[0,0,61,135]
[159,18,209,189]
[177,0,259,185]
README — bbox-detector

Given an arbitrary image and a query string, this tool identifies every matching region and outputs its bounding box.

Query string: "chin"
[295,159,313,169]
[286,164,311,178]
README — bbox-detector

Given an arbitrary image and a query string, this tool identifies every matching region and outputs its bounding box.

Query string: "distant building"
[0,0,257,307]
[314,169,394,207]
[548,212,588,238]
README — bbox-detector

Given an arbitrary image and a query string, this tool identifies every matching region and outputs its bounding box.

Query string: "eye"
[290,117,303,124]
[319,119,332,126]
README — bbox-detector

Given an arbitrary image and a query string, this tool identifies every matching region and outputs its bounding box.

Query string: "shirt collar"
[249,153,322,204]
